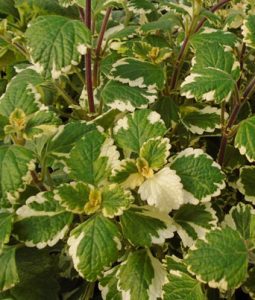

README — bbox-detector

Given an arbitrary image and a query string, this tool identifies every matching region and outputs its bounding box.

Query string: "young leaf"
[170,148,225,204]
[101,184,133,218]
[54,181,90,214]
[0,69,44,117]
[138,167,184,213]
[101,80,157,112]
[223,203,255,241]
[0,212,13,253]
[0,145,36,205]
[25,15,91,79]
[99,266,122,300]
[185,227,248,291]
[120,206,175,247]
[140,137,171,169]
[68,214,122,281]
[181,43,240,103]
[110,58,165,90]
[242,15,255,49]
[113,109,166,153]
[163,271,206,300]
[237,166,255,204]
[117,250,166,300]
[0,246,19,292]
[173,203,218,247]
[180,106,222,135]
[235,115,255,162]
[13,191,73,249]
[66,130,119,186]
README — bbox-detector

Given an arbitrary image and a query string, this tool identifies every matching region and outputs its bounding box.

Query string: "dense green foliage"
[0,0,255,299]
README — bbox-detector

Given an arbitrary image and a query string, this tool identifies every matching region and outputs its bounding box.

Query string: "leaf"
[127,0,155,14]
[0,145,36,205]
[191,28,237,49]
[222,144,247,170]
[185,227,248,291]
[242,267,255,300]
[242,15,255,49]
[117,249,166,300]
[120,206,175,247]
[0,212,13,253]
[0,246,19,292]
[173,203,218,247]
[68,214,122,281]
[110,58,165,90]
[223,203,255,241]
[54,181,90,214]
[25,15,91,79]
[163,270,206,300]
[99,266,122,300]
[138,167,184,213]
[47,121,96,159]
[180,106,222,135]
[101,184,133,218]
[181,43,240,103]
[164,256,189,275]
[0,69,45,117]
[170,148,225,204]
[13,191,73,249]
[237,166,255,204]
[235,115,255,162]
[114,109,166,153]
[0,0,19,17]
[152,97,180,129]
[66,129,119,185]
[4,247,60,300]
[101,80,157,112]
[140,137,171,169]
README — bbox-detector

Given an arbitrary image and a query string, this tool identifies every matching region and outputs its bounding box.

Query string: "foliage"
[0,0,255,299]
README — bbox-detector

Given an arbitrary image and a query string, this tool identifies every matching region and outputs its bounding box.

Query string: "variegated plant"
[0,0,255,299]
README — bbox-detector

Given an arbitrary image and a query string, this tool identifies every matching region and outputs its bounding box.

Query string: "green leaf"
[173,203,218,247]
[47,121,96,159]
[242,267,255,300]
[235,115,255,162]
[185,227,248,291]
[0,0,19,17]
[114,109,166,153]
[110,58,165,90]
[223,203,255,241]
[4,247,60,300]
[0,212,13,253]
[120,205,175,247]
[0,69,45,117]
[54,181,90,214]
[170,148,225,204]
[117,249,166,300]
[163,270,206,300]
[101,184,133,218]
[68,214,122,281]
[191,28,237,49]
[140,137,170,169]
[0,145,36,205]
[164,256,189,275]
[13,191,73,249]
[152,96,180,129]
[180,106,222,135]
[0,246,19,292]
[222,144,247,170]
[99,266,122,300]
[242,15,255,49]
[181,43,240,103]
[237,166,255,204]
[101,80,157,112]
[25,15,91,79]
[66,129,119,185]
